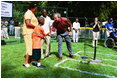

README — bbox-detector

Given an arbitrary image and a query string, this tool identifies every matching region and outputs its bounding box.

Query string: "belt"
[33,32,43,38]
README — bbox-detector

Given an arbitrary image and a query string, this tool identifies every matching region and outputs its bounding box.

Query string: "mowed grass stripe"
[75,52,117,66]
[1,37,117,78]
[56,59,116,78]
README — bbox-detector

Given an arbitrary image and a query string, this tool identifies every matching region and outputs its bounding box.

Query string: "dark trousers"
[32,49,41,61]
[57,31,73,57]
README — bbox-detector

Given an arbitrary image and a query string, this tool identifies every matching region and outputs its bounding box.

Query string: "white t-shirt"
[102,21,107,26]
[40,15,52,34]
[73,22,80,29]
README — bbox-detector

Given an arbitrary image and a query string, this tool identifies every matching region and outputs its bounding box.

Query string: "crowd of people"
[1,18,21,39]
[1,3,116,69]
[22,3,75,68]
[1,19,10,39]
[22,3,117,69]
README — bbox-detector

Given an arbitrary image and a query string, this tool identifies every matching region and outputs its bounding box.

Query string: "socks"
[37,63,41,66]
[32,61,41,66]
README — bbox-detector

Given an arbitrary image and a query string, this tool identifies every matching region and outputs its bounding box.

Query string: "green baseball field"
[1,37,117,78]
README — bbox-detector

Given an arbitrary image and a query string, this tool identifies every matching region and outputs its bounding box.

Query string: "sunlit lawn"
[1,37,117,78]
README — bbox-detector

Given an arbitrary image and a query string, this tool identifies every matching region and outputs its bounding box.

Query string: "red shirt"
[53,17,72,33]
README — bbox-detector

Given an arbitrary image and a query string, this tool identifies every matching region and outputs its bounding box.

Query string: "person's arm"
[77,23,80,32]
[98,23,101,29]
[106,28,111,33]
[42,30,50,39]
[67,20,72,35]
[93,23,96,28]
[49,19,53,34]
[73,23,76,30]
[24,10,37,28]
[25,19,35,28]
[69,24,72,32]
[66,19,72,36]
[69,25,73,36]
[98,21,101,29]
[51,22,57,34]
[105,24,111,33]
[77,23,80,30]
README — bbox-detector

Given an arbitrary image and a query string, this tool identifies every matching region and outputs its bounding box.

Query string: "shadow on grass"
[1,40,21,46]
[51,51,72,58]
[1,58,109,78]
[1,63,18,78]
[6,40,17,43]
[51,52,58,57]
[77,63,104,78]
[98,40,105,47]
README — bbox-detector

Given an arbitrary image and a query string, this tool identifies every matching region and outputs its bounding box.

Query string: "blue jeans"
[9,25,14,35]
[57,31,73,57]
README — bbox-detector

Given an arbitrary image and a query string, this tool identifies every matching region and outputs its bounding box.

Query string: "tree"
[12,1,117,23]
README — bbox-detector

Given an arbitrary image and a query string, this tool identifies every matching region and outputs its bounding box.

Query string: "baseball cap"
[109,18,113,21]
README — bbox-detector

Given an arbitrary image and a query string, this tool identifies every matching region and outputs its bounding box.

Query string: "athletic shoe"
[23,64,30,68]
[37,65,46,69]
[58,57,62,61]
[69,55,74,58]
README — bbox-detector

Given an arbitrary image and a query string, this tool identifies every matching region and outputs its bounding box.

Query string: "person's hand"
[75,29,78,33]
[95,22,98,25]
[69,32,72,36]
[51,27,56,32]
[43,37,46,40]
[41,36,45,39]
[47,33,51,36]
[109,31,112,34]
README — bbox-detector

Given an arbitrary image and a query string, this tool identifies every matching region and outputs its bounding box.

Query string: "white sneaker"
[23,64,30,68]
[37,63,41,66]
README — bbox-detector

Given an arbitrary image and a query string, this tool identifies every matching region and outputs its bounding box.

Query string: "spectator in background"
[1,21,5,39]
[9,19,15,36]
[92,17,100,47]
[22,3,38,68]
[4,19,9,26]
[72,18,80,42]
[1,20,9,39]
[102,20,107,27]
[85,21,89,27]
[52,13,74,60]
[40,9,52,59]
[105,18,114,38]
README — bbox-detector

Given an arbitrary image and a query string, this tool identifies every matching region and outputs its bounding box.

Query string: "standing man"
[105,18,114,39]
[52,13,74,60]
[22,3,38,67]
[40,9,52,59]
[72,18,80,42]
[9,19,15,36]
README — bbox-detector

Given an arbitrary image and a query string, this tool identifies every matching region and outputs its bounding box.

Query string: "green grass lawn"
[1,37,117,78]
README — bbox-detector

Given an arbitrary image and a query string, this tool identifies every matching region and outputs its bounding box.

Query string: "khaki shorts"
[24,34,32,55]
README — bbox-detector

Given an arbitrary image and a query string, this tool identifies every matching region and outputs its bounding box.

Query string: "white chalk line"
[74,51,116,68]
[54,58,116,78]
[54,51,81,67]
[54,51,116,78]
[58,66,116,78]
[66,58,116,69]
[75,54,116,62]
[75,51,117,62]
[54,59,68,67]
